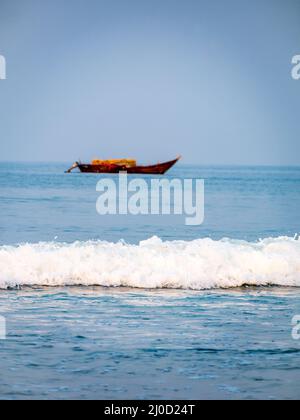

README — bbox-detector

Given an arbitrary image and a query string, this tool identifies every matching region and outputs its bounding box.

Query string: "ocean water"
[0,163,299,399]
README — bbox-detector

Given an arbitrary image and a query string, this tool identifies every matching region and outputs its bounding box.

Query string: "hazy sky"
[0,0,299,164]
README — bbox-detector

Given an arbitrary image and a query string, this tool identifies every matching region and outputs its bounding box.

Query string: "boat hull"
[76,158,180,175]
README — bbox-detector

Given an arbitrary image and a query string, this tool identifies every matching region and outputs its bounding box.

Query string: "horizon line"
[0,160,299,168]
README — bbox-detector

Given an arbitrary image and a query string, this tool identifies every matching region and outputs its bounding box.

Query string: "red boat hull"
[75,157,180,175]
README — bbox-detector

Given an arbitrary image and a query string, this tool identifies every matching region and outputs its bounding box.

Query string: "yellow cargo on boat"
[91,159,137,167]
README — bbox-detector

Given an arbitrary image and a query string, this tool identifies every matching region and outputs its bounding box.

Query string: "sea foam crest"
[0,236,299,290]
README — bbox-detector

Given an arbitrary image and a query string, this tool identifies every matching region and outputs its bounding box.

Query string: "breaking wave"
[0,236,299,290]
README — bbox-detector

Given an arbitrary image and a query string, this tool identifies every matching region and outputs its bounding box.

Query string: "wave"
[0,236,299,290]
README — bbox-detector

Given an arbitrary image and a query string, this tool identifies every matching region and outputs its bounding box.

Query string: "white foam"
[0,236,299,290]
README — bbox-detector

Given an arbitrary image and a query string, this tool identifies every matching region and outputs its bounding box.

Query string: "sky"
[0,0,299,165]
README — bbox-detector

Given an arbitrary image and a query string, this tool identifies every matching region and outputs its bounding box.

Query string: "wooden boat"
[66,156,181,175]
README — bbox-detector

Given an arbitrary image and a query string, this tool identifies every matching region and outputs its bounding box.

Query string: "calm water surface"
[0,163,299,399]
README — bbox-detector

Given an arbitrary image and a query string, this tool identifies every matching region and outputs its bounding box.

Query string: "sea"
[0,162,299,400]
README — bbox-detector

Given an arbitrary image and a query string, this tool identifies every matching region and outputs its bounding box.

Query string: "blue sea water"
[0,163,299,399]
[0,163,299,244]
